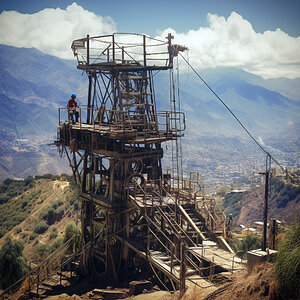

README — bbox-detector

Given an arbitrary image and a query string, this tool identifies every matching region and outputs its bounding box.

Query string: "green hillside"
[222,171,300,224]
[0,174,80,262]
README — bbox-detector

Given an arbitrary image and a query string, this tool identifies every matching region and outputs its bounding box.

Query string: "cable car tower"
[57,33,186,278]
[56,33,234,292]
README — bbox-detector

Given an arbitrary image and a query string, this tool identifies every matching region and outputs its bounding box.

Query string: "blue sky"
[0,0,299,78]
[0,0,299,37]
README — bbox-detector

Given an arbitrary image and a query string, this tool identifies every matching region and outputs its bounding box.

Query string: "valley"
[0,45,299,190]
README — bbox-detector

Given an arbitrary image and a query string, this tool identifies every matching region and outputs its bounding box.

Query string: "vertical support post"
[167,33,173,68]
[87,74,92,124]
[28,274,31,295]
[36,268,39,298]
[109,159,115,202]
[86,34,92,125]
[147,221,150,251]
[209,256,214,280]
[171,246,174,274]
[179,242,186,297]
[262,170,269,251]
[122,46,125,63]
[143,35,147,67]
[86,34,90,68]
[112,34,115,62]
[90,196,94,257]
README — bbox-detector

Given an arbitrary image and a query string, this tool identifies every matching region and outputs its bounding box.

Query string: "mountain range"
[0,44,299,186]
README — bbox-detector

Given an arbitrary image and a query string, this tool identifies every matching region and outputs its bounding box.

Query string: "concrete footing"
[247,249,277,270]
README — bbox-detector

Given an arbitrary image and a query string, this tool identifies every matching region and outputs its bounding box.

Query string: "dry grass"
[214,263,280,300]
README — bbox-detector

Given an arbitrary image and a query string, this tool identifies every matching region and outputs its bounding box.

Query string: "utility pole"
[262,170,269,251]
[260,154,271,251]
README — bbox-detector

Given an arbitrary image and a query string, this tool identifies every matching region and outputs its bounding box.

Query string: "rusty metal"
[54,32,235,293]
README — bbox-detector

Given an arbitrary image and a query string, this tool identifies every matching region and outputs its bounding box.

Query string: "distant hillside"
[0,44,87,138]
[0,44,299,186]
[0,175,79,262]
[222,174,300,225]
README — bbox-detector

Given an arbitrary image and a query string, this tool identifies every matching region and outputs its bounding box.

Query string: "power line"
[178,52,296,181]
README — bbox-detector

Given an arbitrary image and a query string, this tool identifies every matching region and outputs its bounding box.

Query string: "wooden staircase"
[125,187,246,293]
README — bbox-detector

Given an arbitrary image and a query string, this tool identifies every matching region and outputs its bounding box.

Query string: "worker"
[67,93,79,124]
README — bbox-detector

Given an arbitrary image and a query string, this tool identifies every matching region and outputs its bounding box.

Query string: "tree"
[0,236,28,289]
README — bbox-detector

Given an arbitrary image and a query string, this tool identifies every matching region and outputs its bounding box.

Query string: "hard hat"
[71,93,76,98]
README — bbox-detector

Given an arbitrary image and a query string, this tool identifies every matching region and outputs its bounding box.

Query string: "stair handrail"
[0,235,76,299]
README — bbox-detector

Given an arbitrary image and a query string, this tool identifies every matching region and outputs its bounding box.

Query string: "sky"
[0,0,300,79]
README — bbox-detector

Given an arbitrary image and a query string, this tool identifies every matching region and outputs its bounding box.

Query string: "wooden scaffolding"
[55,33,245,294]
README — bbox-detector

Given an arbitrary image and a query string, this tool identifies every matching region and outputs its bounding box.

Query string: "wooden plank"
[188,245,246,272]
[178,205,206,241]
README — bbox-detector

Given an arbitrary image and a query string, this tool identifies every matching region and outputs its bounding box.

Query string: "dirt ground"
[13,262,285,300]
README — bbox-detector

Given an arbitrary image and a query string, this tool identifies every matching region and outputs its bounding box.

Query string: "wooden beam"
[178,205,206,241]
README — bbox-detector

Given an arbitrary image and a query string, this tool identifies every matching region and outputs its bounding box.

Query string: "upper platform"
[58,106,185,147]
[71,33,187,72]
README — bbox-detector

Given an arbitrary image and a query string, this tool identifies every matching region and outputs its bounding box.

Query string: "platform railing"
[164,168,205,203]
[197,197,226,236]
[71,33,171,69]
[58,107,185,136]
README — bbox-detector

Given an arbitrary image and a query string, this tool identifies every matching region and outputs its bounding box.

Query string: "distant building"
[230,189,246,193]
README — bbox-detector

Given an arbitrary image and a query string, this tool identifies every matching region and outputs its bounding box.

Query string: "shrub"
[3,178,13,186]
[49,232,58,240]
[0,184,8,193]
[217,186,230,197]
[228,235,242,253]
[0,195,10,204]
[52,200,63,210]
[29,233,38,241]
[227,234,261,258]
[60,173,71,181]
[274,223,300,298]
[55,206,64,221]
[24,176,34,186]
[0,228,7,238]
[0,237,28,289]
[63,221,81,254]
[241,234,261,253]
[21,233,28,239]
[7,190,17,197]
[36,244,51,258]
[21,201,28,209]
[51,237,63,252]
[34,222,49,234]
[40,207,55,225]
[14,227,22,234]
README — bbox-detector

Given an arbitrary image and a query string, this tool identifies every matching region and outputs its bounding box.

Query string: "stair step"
[119,76,149,80]
[29,292,48,298]
[41,282,56,288]
[123,103,154,107]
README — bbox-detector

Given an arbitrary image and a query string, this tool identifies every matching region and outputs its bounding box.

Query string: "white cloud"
[158,12,300,79]
[0,6,299,79]
[0,2,116,59]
